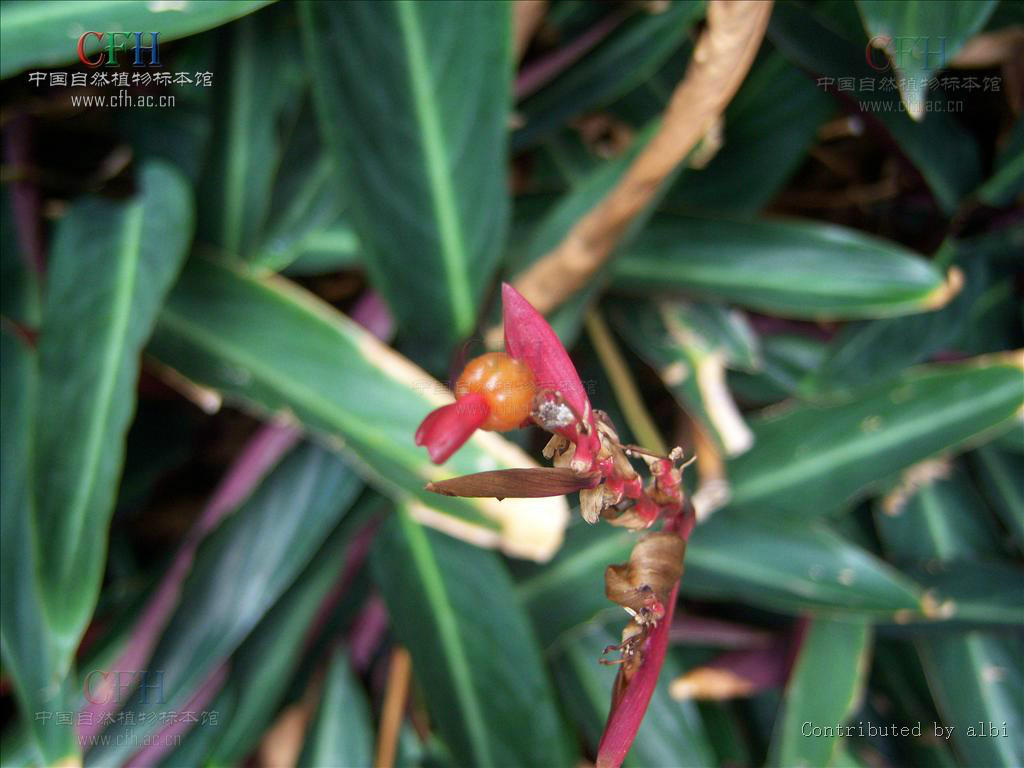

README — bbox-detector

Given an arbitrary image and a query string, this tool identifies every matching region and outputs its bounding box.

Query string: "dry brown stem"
[509,0,774,315]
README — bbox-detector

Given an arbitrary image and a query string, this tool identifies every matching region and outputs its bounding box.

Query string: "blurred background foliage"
[0,1,1022,767]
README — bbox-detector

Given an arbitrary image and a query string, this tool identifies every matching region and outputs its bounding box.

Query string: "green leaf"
[769,0,981,213]
[920,632,1024,768]
[0,327,77,765]
[188,498,379,766]
[855,0,997,118]
[553,623,716,768]
[149,256,569,561]
[0,0,274,78]
[198,3,306,260]
[300,0,512,363]
[256,120,351,273]
[513,2,705,149]
[726,354,1024,521]
[906,560,1024,624]
[610,298,757,456]
[297,647,373,768]
[85,442,362,766]
[971,444,1024,549]
[768,617,872,768]
[372,508,574,768]
[34,161,193,669]
[664,49,835,216]
[612,214,957,319]
[685,514,923,616]
[876,463,1001,561]
[875,459,1024,767]
[277,218,361,275]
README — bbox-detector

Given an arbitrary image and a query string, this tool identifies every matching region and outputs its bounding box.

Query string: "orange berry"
[455,353,536,432]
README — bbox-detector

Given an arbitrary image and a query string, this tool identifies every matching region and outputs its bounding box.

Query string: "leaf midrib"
[399,510,493,765]
[731,374,1020,507]
[395,0,474,335]
[56,201,144,594]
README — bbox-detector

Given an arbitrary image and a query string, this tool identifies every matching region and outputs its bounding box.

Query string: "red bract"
[415,282,598,466]
[414,393,488,464]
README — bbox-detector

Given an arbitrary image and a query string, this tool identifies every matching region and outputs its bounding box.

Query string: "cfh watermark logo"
[76,31,161,68]
[83,669,165,705]
[865,34,948,72]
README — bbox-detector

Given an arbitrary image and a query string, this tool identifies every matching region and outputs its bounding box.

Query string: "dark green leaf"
[768,616,871,767]
[85,443,362,766]
[1,327,77,765]
[727,355,1024,521]
[372,508,573,768]
[874,457,1024,767]
[198,3,306,259]
[300,0,511,363]
[517,514,921,650]
[971,444,1024,549]
[612,214,957,319]
[34,161,193,669]
[297,647,373,768]
[855,0,997,117]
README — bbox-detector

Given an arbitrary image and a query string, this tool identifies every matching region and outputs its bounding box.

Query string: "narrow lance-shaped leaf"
[149,257,570,561]
[767,617,872,767]
[855,0,997,119]
[300,0,512,364]
[875,461,1024,768]
[85,443,363,766]
[198,2,306,260]
[726,353,1024,522]
[297,647,373,768]
[0,0,273,78]
[34,161,193,670]
[371,507,574,768]
[0,328,77,765]
[612,214,960,320]
[159,498,379,767]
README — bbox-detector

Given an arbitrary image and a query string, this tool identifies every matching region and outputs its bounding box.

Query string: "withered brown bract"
[605,532,686,614]
[425,467,601,498]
